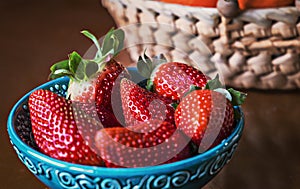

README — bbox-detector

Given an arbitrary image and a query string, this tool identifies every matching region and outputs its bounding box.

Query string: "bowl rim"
[7,75,244,176]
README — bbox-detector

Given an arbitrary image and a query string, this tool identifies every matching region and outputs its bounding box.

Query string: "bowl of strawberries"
[7,28,246,189]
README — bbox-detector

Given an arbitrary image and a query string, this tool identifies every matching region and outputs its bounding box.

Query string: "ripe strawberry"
[94,120,194,168]
[151,62,208,102]
[137,54,208,102]
[120,78,175,126]
[175,84,246,152]
[49,29,128,127]
[28,89,103,165]
[71,101,107,147]
[94,59,129,126]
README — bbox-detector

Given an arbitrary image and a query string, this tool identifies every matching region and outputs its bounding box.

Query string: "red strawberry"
[49,29,128,127]
[151,62,208,101]
[94,120,194,168]
[71,102,107,147]
[28,89,103,165]
[175,86,246,152]
[137,54,208,102]
[120,78,175,126]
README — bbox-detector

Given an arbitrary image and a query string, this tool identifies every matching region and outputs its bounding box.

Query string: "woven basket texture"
[102,0,300,89]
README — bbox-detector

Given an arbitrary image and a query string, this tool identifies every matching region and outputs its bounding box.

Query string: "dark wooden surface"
[1,1,300,188]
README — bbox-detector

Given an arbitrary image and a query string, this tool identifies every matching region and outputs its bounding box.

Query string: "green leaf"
[48,29,126,82]
[50,59,69,73]
[144,54,153,69]
[228,88,247,106]
[49,69,73,80]
[81,30,102,58]
[204,74,247,106]
[113,29,125,54]
[205,74,223,90]
[102,28,125,58]
[85,61,99,78]
[189,85,201,92]
[184,85,201,97]
[68,51,82,74]
[73,59,87,81]
[137,50,158,79]
[115,29,125,54]
[102,28,115,57]
[137,52,168,79]
[137,56,152,79]
[49,59,71,80]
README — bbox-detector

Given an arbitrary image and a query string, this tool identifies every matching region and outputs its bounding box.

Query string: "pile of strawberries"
[28,29,246,168]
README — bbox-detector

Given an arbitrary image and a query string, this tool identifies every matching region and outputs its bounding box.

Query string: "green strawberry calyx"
[137,51,167,78]
[185,74,247,106]
[49,28,125,82]
[136,51,167,91]
[205,74,247,106]
[137,52,247,106]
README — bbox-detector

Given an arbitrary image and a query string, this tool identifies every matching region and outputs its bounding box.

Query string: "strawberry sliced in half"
[29,89,103,165]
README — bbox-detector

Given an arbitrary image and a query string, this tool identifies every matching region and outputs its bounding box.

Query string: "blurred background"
[1,0,300,188]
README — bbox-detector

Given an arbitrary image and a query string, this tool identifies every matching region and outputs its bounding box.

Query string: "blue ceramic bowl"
[7,68,244,189]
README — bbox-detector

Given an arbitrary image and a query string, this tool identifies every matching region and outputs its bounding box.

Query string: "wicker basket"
[102,0,300,89]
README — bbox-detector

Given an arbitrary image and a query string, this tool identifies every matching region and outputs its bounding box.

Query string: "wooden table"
[1,0,299,188]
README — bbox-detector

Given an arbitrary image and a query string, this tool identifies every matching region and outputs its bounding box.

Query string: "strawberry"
[94,120,194,168]
[120,78,175,126]
[94,59,129,126]
[28,89,103,165]
[137,54,208,102]
[71,101,106,148]
[175,90,234,151]
[49,29,128,127]
[174,78,246,152]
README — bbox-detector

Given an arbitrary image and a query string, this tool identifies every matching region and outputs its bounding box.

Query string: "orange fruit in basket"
[160,0,218,7]
[160,0,294,9]
[237,0,294,10]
